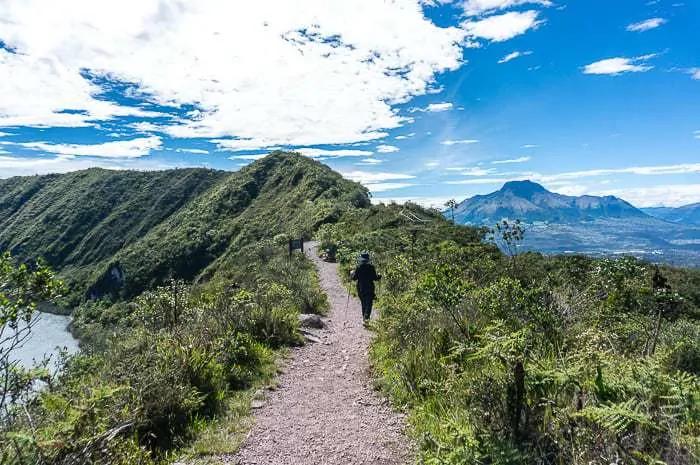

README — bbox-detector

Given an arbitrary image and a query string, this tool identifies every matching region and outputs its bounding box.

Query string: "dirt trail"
[231,242,410,465]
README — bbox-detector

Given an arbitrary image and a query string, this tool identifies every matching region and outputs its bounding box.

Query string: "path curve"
[231,242,410,465]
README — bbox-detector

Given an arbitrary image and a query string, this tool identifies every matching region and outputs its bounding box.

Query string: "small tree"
[646,266,682,356]
[0,252,64,415]
[444,199,458,224]
[490,219,525,271]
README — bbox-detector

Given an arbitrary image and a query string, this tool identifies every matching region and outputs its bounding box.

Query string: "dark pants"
[359,292,374,320]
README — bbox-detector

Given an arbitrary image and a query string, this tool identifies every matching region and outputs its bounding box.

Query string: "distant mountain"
[454,180,647,224]
[642,203,700,226]
[451,181,700,267]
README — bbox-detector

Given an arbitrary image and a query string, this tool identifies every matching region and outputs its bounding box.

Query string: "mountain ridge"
[0,152,370,303]
[455,180,647,224]
[642,203,700,226]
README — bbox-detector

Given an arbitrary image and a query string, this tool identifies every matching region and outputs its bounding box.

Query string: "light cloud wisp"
[626,18,667,32]
[583,54,657,75]
[498,50,533,64]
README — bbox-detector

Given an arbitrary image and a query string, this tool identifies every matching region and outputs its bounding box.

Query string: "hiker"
[350,252,381,323]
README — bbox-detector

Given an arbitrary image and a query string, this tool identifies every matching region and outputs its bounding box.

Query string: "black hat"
[358,252,370,264]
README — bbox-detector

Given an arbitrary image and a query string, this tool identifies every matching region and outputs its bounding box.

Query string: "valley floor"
[228,242,411,465]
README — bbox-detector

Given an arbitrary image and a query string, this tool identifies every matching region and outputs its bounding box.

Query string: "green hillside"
[0,152,368,304]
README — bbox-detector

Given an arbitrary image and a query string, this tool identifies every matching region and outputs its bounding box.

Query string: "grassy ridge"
[0,153,368,304]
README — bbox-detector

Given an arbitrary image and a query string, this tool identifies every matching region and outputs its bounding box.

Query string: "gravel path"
[231,242,411,465]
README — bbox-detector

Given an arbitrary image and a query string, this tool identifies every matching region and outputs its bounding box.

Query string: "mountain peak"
[455,179,649,225]
[499,180,548,199]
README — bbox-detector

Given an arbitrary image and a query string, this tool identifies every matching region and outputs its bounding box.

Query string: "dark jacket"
[352,263,380,298]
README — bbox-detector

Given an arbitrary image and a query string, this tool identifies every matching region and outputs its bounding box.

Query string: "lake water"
[5,312,79,369]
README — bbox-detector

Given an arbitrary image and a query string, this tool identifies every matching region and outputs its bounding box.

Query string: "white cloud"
[539,163,700,180]
[130,122,165,133]
[593,185,700,207]
[694,130,700,139]
[492,156,531,164]
[395,132,416,140]
[175,148,209,154]
[18,136,162,158]
[463,11,544,42]
[463,0,552,16]
[446,177,512,185]
[446,163,700,185]
[426,102,453,112]
[0,132,13,137]
[498,50,532,64]
[357,158,384,165]
[294,148,374,158]
[0,49,168,129]
[419,0,455,7]
[367,182,416,192]
[341,170,416,185]
[212,139,279,152]
[689,68,700,80]
[376,144,400,153]
[412,102,453,113]
[228,154,267,161]
[459,167,498,176]
[442,139,480,145]
[553,184,589,197]
[583,55,656,75]
[425,161,440,167]
[626,18,667,32]
[521,144,538,148]
[0,0,468,149]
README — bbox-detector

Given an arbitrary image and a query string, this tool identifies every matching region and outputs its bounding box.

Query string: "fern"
[577,399,658,435]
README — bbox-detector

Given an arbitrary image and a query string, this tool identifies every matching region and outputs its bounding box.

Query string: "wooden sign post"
[289,238,304,257]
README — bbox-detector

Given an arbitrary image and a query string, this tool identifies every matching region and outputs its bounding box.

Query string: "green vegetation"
[3,276,301,464]
[322,208,700,464]
[0,153,353,464]
[2,153,699,464]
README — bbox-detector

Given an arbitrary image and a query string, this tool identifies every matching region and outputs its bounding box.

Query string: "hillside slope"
[0,152,369,303]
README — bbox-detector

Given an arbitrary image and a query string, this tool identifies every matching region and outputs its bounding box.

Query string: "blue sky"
[0,0,698,207]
